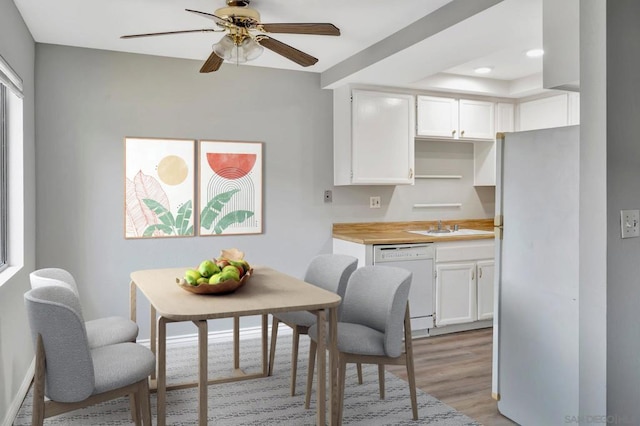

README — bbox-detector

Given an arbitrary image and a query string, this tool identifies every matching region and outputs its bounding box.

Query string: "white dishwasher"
[373,243,435,334]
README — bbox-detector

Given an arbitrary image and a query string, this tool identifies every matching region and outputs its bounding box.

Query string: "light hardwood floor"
[386,327,516,426]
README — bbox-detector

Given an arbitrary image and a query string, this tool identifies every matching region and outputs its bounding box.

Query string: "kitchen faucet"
[437,220,442,231]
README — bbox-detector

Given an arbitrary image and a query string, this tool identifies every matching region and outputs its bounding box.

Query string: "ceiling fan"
[121,0,340,73]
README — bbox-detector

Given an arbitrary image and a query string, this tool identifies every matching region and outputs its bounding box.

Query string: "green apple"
[196,277,209,285]
[198,260,219,278]
[184,269,201,285]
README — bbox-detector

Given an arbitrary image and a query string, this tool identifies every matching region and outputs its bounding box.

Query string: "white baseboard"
[2,357,35,426]
[5,323,292,426]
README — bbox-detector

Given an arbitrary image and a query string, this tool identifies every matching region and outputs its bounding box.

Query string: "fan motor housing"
[214,6,260,27]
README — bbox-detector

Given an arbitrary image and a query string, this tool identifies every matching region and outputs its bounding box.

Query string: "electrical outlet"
[370,196,381,209]
[324,190,332,203]
[620,209,640,238]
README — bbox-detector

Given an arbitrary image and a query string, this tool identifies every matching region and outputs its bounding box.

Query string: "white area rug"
[13,334,479,425]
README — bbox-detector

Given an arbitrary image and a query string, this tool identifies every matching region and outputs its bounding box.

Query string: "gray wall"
[0,0,36,423]
[34,44,493,341]
[579,0,607,419]
[35,44,337,338]
[607,1,640,421]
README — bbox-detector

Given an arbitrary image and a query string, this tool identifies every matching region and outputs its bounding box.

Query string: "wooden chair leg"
[337,355,347,426]
[305,339,317,410]
[378,364,385,400]
[268,317,279,376]
[356,363,363,384]
[129,392,141,426]
[290,328,300,396]
[404,305,419,420]
[32,334,45,426]
[138,379,152,426]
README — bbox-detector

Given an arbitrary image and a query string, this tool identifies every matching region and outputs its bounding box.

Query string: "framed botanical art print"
[198,140,263,235]
[124,137,195,239]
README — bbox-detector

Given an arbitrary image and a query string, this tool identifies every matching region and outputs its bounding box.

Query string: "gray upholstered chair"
[268,253,358,395]
[30,268,139,348]
[306,265,418,423]
[24,285,156,426]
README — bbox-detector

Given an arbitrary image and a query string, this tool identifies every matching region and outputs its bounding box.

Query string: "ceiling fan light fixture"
[240,37,264,61]
[212,34,236,60]
[212,34,263,63]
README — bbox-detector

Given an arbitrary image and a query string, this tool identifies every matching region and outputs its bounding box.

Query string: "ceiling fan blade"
[259,23,340,36]
[121,29,217,39]
[186,9,232,26]
[200,51,224,73]
[258,37,318,67]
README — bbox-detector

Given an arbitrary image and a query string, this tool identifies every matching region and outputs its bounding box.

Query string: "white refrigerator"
[493,125,580,425]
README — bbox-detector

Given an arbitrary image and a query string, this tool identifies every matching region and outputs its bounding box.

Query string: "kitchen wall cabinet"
[516,92,580,131]
[434,241,495,327]
[473,102,514,186]
[334,86,415,185]
[417,95,495,140]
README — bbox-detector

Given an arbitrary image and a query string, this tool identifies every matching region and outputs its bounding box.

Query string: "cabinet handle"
[472,269,475,280]
[461,130,465,137]
[452,130,456,137]
[479,267,482,278]
[409,168,413,178]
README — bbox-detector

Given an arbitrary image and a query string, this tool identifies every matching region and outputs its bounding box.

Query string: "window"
[0,53,24,277]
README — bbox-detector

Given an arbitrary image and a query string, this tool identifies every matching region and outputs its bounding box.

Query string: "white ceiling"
[13,0,546,98]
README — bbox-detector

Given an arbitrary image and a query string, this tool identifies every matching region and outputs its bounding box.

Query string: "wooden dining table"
[129,265,341,425]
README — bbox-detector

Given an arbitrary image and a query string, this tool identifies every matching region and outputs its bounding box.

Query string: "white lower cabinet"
[434,241,495,327]
[435,262,477,326]
[476,260,495,321]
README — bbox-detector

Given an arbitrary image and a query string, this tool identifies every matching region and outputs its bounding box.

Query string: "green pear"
[198,260,219,278]
[228,260,246,275]
[208,273,224,285]
[184,269,201,285]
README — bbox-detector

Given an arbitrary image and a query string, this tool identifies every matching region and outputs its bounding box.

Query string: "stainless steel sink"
[409,229,494,237]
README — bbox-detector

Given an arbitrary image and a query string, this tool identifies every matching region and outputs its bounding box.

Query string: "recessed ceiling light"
[474,66,493,74]
[526,48,544,58]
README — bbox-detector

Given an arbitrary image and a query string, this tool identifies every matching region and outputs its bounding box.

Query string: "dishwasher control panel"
[374,243,434,262]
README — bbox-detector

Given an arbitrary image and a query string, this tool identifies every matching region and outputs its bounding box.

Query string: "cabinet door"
[435,262,476,326]
[416,96,459,138]
[517,94,569,131]
[476,260,495,321]
[459,99,495,140]
[496,102,515,133]
[351,90,415,184]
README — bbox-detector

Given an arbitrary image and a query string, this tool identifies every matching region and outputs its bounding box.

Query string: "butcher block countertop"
[333,219,495,245]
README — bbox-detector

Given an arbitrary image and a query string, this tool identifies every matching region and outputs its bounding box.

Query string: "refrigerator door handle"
[494,214,503,240]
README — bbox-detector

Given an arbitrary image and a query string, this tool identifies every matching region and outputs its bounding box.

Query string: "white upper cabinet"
[459,99,496,139]
[416,96,459,138]
[516,93,580,131]
[417,95,495,141]
[472,102,514,187]
[334,87,415,186]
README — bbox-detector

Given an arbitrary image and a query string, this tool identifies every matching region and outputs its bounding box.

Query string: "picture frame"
[197,140,263,236]
[124,137,195,239]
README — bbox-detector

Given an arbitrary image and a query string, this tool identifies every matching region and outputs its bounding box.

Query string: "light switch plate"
[620,209,640,238]
[370,196,381,208]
